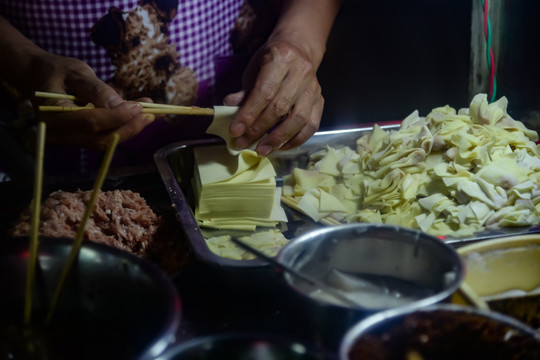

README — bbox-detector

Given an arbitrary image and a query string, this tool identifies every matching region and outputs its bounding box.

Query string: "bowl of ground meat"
[0,237,181,360]
[9,188,192,275]
[339,303,540,360]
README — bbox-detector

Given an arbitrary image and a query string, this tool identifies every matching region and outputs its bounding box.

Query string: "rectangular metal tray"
[154,125,540,267]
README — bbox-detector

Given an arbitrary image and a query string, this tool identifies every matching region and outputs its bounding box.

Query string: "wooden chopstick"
[35,91,214,116]
[39,105,95,112]
[38,105,214,116]
[140,107,214,115]
[34,91,78,101]
[24,121,46,325]
[36,91,193,110]
[137,102,192,110]
[46,133,120,324]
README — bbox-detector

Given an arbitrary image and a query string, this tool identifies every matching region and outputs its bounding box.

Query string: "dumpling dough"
[206,106,258,155]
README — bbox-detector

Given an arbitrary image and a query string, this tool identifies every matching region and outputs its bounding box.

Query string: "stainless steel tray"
[154,125,540,267]
[153,137,326,268]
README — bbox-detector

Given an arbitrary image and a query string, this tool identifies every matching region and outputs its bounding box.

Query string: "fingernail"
[224,91,243,106]
[128,102,143,115]
[279,144,290,151]
[230,122,246,137]
[235,137,248,149]
[143,114,155,123]
[223,94,234,106]
[108,95,124,108]
[258,144,273,156]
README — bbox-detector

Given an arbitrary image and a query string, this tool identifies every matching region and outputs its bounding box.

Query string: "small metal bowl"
[0,237,181,360]
[276,224,464,349]
[339,303,540,359]
[154,333,335,360]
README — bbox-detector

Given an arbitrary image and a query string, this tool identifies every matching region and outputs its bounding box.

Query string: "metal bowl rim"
[338,303,540,359]
[1,237,182,360]
[155,332,328,360]
[276,223,465,311]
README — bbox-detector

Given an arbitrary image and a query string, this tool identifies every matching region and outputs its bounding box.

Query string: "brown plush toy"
[90,0,198,106]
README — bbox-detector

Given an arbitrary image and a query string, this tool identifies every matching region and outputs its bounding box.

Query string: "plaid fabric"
[0,0,282,175]
[0,0,243,96]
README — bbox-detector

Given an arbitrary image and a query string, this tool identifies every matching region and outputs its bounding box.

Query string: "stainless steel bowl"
[276,224,464,349]
[339,303,540,359]
[0,237,181,360]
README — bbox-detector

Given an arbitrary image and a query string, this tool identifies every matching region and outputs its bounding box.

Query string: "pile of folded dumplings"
[283,94,540,237]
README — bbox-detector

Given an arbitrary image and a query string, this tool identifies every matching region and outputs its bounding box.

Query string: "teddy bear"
[90,0,198,106]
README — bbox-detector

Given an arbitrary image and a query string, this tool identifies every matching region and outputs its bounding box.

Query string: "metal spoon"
[230,237,362,308]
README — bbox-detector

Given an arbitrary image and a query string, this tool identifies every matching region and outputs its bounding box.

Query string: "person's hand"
[224,36,324,156]
[32,53,154,151]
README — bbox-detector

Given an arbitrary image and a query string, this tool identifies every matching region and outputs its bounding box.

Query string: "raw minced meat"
[10,189,191,274]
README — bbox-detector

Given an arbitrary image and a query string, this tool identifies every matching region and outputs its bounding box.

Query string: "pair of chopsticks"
[24,122,46,325]
[24,118,120,325]
[35,91,214,116]
[45,132,119,324]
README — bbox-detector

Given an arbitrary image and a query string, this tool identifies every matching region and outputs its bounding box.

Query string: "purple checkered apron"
[0,0,257,173]
[1,0,283,176]
[0,0,244,105]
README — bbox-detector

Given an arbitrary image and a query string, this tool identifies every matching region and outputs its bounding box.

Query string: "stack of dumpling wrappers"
[193,106,287,231]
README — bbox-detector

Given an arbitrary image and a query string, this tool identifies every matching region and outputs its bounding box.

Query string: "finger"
[89,113,154,150]
[279,96,324,152]
[223,91,245,106]
[230,48,289,137]
[135,97,153,104]
[40,102,143,133]
[45,123,112,150]
[255,86,322,156]
[112,113,155,143]
[46,113,154,151]
[46,127,108,150]
[66,72,124,108]
[236,64,313,150]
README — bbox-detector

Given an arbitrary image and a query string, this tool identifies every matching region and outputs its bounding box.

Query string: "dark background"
[317,0,540,130]
[317,0,473,129]
[498,1,540,128]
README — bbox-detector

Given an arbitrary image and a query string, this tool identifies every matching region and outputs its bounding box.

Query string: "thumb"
[85,81,124,108]
[68,72,124,108]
